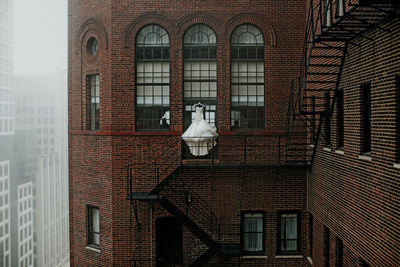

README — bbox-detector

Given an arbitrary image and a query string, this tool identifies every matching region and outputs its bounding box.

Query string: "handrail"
[181,135,286,166]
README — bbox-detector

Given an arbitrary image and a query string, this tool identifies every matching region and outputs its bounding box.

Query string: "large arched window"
[183,24,217,130]
[231,24,264,130]
[136,25,170,130]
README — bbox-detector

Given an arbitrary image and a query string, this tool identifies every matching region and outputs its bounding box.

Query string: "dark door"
[156,217,183,267]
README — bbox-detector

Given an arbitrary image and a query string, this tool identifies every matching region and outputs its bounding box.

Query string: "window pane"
[243,213,263,252]
[280,213,298,252]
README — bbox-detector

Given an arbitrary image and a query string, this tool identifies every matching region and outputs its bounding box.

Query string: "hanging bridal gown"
[182,106,218,156]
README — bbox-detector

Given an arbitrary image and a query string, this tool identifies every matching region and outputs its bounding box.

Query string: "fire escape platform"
[127,192,161,201]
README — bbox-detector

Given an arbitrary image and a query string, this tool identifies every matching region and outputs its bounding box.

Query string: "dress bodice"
[194,106,204,121]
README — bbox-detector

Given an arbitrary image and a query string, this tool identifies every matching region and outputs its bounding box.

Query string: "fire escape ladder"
[128,164,239,265]
[157,196,221,255]
[189,248,215,267]
[285,0,400,166]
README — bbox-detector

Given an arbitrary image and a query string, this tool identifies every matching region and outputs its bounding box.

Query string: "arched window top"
[184,24,216,46]
[136,25,169,46]
[231,24,264,46]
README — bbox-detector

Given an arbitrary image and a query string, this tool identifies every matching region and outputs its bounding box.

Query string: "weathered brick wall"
[310,17,400,267]
[133,167,309,267]
[69,0,309,266]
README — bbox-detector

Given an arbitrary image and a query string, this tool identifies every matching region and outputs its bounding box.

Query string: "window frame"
[277,210,301,255]
[335,236,343,267]
[395,75,400,162]
[87,205,100,249]
[87,74,100,131]
[240,211,266,256]
[135,24,170,131]
[309,213,313,258]
[361,82,371,154]
[336,89,344,149]
[183,24,218,131]
[324,226,330,267]
[230,24,265,131]
[325,92,331,146]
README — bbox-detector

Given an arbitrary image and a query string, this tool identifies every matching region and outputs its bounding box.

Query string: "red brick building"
[68,0,400,266]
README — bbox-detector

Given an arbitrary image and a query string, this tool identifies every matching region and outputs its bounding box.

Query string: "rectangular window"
[88,75,100,130]
[337,90,344,148]
[309,213,313,258]
[312,96,316,143]
[136,62,170,130]
[325,93,331,146]
[183,61,217,129]
[231,61,264,130]
[396,75,400,162]
[87,206,100,248]
[324,226,330,267]
[335,237,343,267]
[241,212,265,255]
[278,211,300,255]
[362,83,371,154]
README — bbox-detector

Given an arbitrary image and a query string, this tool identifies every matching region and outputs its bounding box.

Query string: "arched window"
[231,24,264,130]
[136,25,170,130]
[183,24,217,130]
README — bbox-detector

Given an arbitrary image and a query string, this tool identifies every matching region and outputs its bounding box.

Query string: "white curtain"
[92,208,100,245]
[243,214,263,251]
[281,214,297,251]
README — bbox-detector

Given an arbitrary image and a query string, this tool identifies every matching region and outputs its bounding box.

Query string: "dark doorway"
[156,217,183,267]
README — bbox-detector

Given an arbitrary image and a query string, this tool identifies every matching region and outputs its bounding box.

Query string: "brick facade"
[68,0,310,266]
[310,17,400,267]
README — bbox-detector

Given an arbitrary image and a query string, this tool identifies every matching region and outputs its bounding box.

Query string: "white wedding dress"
[182,106,218,156]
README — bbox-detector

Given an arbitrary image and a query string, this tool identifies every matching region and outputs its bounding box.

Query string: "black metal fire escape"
[285,0,400,166]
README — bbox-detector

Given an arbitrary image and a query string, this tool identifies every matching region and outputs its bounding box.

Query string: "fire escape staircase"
[127,164,240,266]
[285,0,400,166]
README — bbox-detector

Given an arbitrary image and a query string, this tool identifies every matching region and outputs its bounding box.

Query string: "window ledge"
[242,256,268,259]
[393,163,400,169]
[307,256,313,265]
[335,149,344,155]
[358,154,372,161]
[275,255,303,259]
[323,147,331,152]
[86,246,100,253]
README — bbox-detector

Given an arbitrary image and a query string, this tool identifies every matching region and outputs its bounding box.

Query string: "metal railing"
[181,135,288,166]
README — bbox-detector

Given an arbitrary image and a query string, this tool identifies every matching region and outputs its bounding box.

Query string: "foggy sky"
[13,0,67,74]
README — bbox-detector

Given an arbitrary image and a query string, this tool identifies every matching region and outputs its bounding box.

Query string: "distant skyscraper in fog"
[14,72,69,267]
[0,1,13,266]
[1,1,69,265]
[0,0,14,136]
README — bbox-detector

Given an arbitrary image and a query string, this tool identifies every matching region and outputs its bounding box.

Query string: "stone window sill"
[242,256,268,259]
[323,147,332,152]
[358,154,372,161]
[307,256,313,265]
[335,149,344,155]
[275,255,303,259]
[86,246,100,253]
[393,163,400,169]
